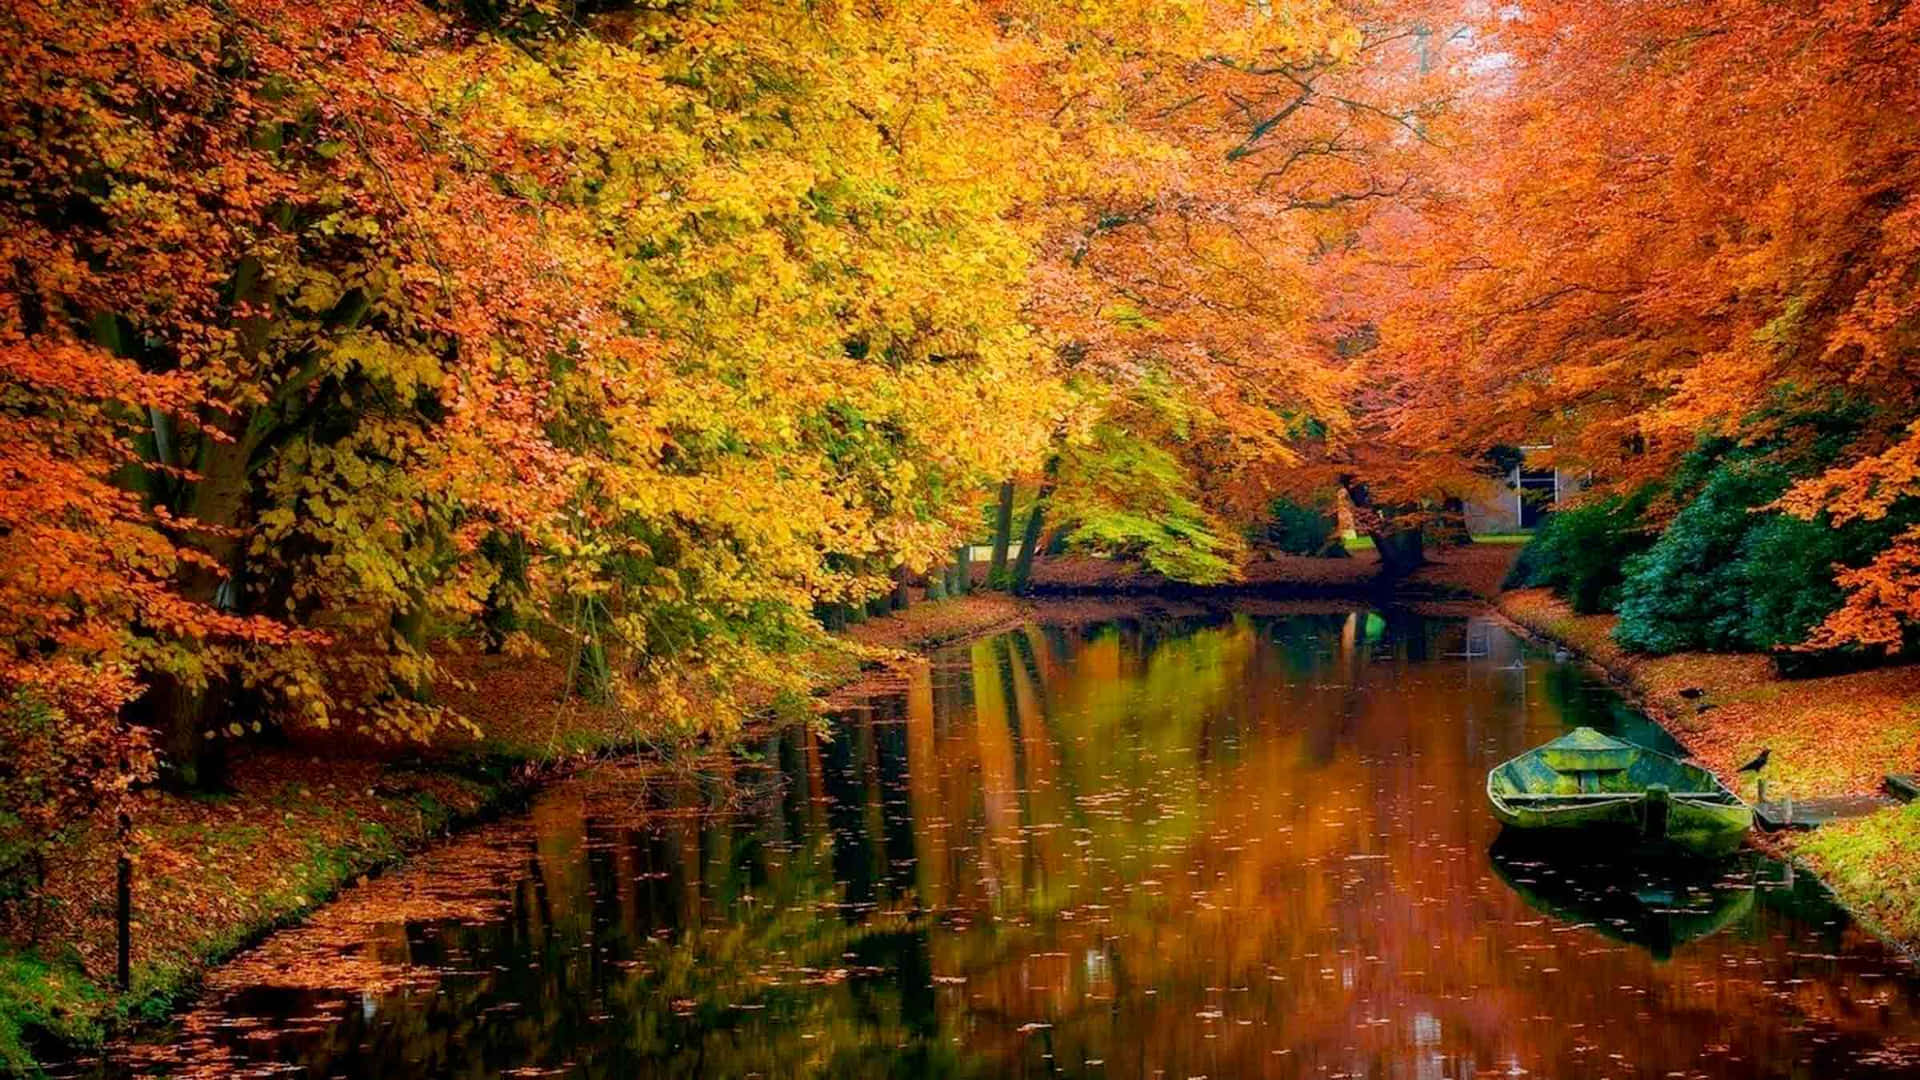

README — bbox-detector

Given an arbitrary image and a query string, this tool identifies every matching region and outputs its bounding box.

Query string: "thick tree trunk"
[1010,477,1056,595]
[951,545,971,596]
[814,602,848,632]
[151,433,252,789]
[891,564,910,611]
[480,532,524,654]
[988,480,1015,588]
[864,557,891,618]
[1436,496,1472,547]
[573,633,611,702]
[115,830,131,992]
[145,672,229,791]
[1341,475,1426,581]
[1371,528,1427,577]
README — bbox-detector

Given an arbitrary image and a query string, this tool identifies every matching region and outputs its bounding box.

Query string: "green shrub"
[1254,496,1342,556]
[0,946,107,1075]
[1502,492,1655,613]
[1611,458,1917,654]
[1738,512,1854,649]
[1612,461,1790,653]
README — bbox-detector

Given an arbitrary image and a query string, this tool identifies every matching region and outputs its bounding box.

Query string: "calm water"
[103,611,1920,1078]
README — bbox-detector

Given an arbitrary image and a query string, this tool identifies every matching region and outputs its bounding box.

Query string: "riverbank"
[1024,540,1516,602]
[1496,587,1920,950]
[94,600,1920,1080]
[0,593,1035,1075]
[0,545,1514,1073]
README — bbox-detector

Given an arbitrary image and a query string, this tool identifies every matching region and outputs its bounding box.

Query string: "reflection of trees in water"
[1538,662,1688,756]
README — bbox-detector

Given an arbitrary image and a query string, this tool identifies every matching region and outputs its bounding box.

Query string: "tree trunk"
[390,587,432,703]
[116,806,133,992]
[1010,477,1055,595]
[1436,496,1472,547]
[568,596,612,702]
[814,602,848,632]
[480,532,525,654]
[1371,528,1427,577]
[951,545,971,596]
[151,432,252,790]
[1341,475,1426,581]
[988,480,1015,588]
[864,557,891,618]
[574,633,610,702]
[891,564,911,611]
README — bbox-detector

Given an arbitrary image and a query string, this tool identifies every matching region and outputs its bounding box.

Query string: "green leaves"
[1051,422,1244,585]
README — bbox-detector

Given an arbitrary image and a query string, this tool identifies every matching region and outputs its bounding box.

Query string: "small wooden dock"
[1754,793,1897,831]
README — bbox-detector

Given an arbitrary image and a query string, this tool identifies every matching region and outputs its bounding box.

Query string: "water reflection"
[102,612,1920,1079]
[1487,840,1759,961]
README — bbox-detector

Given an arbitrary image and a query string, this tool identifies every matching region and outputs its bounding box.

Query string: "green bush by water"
[1254,497,1344,557]
[1611,460,1793,653]
[1502,492,1656,614]
[1507,397,1917,655]
[1612,458,1916,655]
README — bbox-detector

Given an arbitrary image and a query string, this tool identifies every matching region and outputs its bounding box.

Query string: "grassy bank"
[0,752,528,1075]
[0,592,1029,1075]
[1497,587,1920,948]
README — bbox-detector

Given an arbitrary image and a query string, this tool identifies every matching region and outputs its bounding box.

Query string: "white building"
[1463,446,1585,535]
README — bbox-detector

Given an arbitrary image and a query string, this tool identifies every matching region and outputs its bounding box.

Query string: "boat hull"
[1488,795,1753,858]
[1487,727,1753,858]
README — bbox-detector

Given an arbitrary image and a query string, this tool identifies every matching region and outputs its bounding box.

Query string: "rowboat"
[1487,727,1752,857]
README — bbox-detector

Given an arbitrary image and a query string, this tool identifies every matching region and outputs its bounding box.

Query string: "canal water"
[104,611,1920,1078]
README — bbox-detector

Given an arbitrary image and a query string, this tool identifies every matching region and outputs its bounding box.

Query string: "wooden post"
[116,813,132,992]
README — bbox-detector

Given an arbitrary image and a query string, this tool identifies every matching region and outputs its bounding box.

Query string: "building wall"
[1464,488,1524,534]
[1463,455,1585,535]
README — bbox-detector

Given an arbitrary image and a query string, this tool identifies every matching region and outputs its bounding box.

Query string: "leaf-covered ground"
[0,590,1035,1072]
[1498,587,1920,946]
[0,751,508,1075]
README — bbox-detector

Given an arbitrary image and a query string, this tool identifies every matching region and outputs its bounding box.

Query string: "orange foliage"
[1357,0,1920,641]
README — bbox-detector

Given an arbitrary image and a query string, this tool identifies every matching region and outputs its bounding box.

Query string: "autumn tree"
[1356,0,1920,641]
[964,0,1472,583]
[3,0,665,787]
[4,0,1072,795]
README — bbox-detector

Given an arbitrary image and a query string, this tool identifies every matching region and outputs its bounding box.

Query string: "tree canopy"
[3,0,1918,819]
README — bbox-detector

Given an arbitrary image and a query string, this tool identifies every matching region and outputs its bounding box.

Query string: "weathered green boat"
[1487,727,1752,857]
